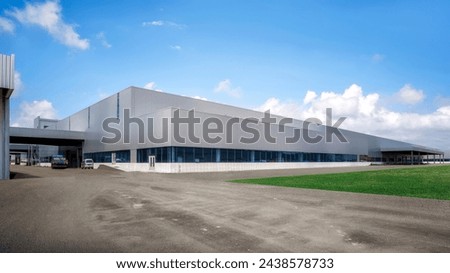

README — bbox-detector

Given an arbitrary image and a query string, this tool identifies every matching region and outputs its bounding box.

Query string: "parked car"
[81,159,94,169]
[51,155,68,169]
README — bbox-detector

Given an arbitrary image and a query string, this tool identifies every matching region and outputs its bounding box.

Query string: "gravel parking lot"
[1,165,449,252]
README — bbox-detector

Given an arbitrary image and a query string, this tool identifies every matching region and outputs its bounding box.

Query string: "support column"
[0,54,14,180]
[216,148,221,162]
[27,145,31,166]
[411,151,413,165]
[130,149,137,163]
[0,94,10,179]
[169,147,175,163]
[76,147,80,168]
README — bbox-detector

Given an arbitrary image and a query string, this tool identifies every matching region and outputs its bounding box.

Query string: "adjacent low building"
[31,86,443,173]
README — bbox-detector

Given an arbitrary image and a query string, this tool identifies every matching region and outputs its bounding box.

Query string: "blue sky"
[1,0,450,151]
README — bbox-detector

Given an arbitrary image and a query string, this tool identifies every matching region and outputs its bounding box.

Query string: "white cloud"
[0,17,14,33]
[143,81,163,92]
[395,84,424,105]
[256,97,302,117]
[142,20,164,26]
[303,90,317,104]
[142,20,186,29]
[7,1,89,50]
[170,45,181,50]
[12,100,57,127]
[372,53,385,63]
[11,72,23,98]
[97,91,111,100]
[96,32,111,48]
[255,84,450,150]
[144,81,157,90]
[214,79,242,98]
[192,95,208,101]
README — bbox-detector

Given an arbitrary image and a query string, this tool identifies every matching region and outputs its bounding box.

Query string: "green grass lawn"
[230,165,450,200]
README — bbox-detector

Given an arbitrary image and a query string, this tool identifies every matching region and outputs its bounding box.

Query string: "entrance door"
[149,155,156,170]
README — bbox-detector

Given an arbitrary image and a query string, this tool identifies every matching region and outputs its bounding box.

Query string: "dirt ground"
[1,164,449,253]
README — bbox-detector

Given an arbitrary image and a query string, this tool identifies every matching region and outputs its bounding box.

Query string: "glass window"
[130,146,358,164]
[84,150,129,163]
[185,147,194,162]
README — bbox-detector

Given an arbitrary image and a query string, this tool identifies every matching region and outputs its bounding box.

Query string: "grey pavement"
[0,165,449,253]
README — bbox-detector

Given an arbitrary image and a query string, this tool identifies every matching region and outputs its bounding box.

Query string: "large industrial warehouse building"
[23,86,443,173]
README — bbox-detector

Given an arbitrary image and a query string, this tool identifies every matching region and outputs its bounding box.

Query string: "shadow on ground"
[10,172,41,179]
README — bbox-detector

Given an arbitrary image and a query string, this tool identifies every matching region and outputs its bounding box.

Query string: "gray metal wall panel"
[133,87,264,120]
[68,108,89,131]
[60,86,442,157]
[57,118,70,130]
[0,54,15,93]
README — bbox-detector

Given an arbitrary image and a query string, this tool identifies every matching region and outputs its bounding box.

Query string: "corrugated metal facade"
[0,54,15,97]
[58,86,443,163]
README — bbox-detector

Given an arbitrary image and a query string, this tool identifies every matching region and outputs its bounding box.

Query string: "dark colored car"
[51,155,68,169]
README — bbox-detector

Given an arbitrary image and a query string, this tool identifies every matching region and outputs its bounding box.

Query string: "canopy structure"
[381,147,445,165]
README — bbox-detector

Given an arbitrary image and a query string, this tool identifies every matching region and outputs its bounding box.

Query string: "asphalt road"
[1,165,449,253]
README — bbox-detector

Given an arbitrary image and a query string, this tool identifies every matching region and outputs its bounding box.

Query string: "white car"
[81,159,94,169]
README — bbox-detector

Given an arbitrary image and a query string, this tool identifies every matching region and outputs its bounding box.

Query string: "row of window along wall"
[85,147,358,163]
[84,150,131,163]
